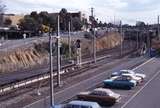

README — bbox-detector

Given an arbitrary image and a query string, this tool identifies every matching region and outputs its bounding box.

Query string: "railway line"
[0,41,140,107]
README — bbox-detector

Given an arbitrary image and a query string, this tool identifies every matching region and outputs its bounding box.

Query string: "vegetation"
[72,17,83,31]
[0,0,5,13]
[0,0,6,26]
[4,18,12,26]
[19,15,41,32]
[18,8,85,35]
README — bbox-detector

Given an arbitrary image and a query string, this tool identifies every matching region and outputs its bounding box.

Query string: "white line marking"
[121,58,159,108]
[132,57,155,71]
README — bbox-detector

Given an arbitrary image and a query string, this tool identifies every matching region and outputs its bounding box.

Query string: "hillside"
[0,32,122,73]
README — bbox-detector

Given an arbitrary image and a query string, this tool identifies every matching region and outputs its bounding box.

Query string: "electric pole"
[136,30,139,50]
[120,20,123,56]
[147,30,151,57]
[68,21,71,59]
[158,15,160,40]
[91,7,96,63]
[57,15,61,86]
[49,25,54,107]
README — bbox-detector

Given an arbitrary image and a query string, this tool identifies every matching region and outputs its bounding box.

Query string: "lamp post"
[91,7,96,63]
[49,25,54,108]
[68,21,71,59]
[57,15,61,86]
[120,20,123,56]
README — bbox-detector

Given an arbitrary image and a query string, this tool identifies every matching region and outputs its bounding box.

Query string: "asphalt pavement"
[120,57,160,108]
[110,57,160,108]
[22,56,149,108]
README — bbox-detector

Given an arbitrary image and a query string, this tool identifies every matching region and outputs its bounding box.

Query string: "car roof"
[120,70,134,72]
[92,88,113,95]
[111,76,119,79]
[69,100,99,107]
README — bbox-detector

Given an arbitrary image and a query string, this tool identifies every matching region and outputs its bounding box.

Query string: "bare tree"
[0,0,5,13]
[0,0,6,26]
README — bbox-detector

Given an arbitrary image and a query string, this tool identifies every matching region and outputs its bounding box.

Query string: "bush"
[84,31,93,39]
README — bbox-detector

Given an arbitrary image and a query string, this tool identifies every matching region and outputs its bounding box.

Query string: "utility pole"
[49,25,54,107]
[136,30,139,50]
[68,21,71,59]
[120,20,123,56]
[147,30,151,57]
[158,15,160,40]
[91,7,96,63]
[57,15,61,86]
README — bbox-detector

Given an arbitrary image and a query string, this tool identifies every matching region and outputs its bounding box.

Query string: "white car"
[120,70,146,79]
[122,74,142,84]
[111,69,146,80]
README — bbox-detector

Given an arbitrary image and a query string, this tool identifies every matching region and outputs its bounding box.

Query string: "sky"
[2,0,160,25]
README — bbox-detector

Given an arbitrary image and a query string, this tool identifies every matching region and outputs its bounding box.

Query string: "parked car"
[121,74,142,84]
[103,76,137,89]
[111,69,146,80]
[55,100,101,108]
[77,88,121,106]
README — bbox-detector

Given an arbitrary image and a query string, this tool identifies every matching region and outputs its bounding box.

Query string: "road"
[119,57,160,108]
[21,56,160,108]
[122,70,160,108]
[21,56,149,108]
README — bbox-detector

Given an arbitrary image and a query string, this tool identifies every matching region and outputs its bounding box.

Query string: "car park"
[103,76,137,89]
[55,100,102,108]
[77,88,121,106]
[111,69,146,80]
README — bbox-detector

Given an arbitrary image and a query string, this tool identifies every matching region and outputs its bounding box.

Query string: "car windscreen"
[65,104,91,108]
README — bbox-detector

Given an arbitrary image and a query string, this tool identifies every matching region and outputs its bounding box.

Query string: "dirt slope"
[0,32,122,73]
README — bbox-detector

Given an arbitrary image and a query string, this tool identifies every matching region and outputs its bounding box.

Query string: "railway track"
[0,54,113,95]
[0,41,138,95]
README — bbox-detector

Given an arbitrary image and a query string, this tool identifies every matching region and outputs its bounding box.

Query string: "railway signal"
[76,39,82,67]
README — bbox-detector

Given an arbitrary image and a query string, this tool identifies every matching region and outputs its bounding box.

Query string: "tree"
[30,11,38,19]
[0,0,5,13]
[0,0,6,26]
[18,11,57,34]
[136,21,146,28]
[39,11,50,25]
[18,15,40,32]
[72,17,82,31]
[48,15,57,31]
[59,8,70,31]
[4,18,12,26]
[98,21,103,27]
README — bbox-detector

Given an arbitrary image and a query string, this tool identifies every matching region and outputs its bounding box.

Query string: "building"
[2,14,24,26]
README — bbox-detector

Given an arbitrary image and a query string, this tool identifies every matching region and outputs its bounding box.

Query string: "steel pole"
[91,7,96,63]
[136,30,139,49]
[57,15,61,86]
[93,28,96,63]
[68,21,71,59]
[158,15,160,40]
[120,20,123,56]
[49,26,54,107]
